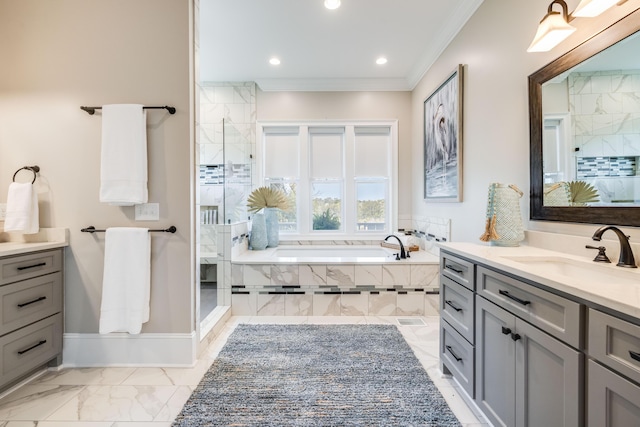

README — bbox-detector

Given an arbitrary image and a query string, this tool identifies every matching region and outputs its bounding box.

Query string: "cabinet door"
[515,319,582,427]
[588,359,640,427]
[476,296,516,427]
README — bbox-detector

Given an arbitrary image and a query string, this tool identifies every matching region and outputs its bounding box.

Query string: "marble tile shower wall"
[569,70,640,157]
[198,82,256,255]
[411,216,451,256]
[215,222,250,308]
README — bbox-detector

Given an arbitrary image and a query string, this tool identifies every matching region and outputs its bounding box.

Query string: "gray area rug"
[172,324,461,426]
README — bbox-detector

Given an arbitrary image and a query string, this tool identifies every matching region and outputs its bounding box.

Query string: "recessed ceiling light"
[269,57,281,65]
[376,57,388,65]
[324,0,341,10]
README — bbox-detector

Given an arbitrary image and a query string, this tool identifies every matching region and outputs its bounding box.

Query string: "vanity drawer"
[441,319,474,397]
[0,250,62,286]
[441,275,474,344]
[0,313,62,387]
[0,272,62,336]
[588,308,640,384]
[477,266,581,348]
[441,251,475,290]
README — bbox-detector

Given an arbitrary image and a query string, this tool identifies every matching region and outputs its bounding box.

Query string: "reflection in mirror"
[529,7,640,226]
[542,30,640,207]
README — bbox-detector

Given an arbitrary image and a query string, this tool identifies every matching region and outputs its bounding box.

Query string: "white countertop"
[0,228,69,257]
[233,245,439,264]
[439,242,640,320]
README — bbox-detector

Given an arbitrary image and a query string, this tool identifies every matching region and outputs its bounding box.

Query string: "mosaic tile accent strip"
[577,156,636,178]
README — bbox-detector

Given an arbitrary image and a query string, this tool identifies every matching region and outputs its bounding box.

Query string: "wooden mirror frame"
[529,8,640,226]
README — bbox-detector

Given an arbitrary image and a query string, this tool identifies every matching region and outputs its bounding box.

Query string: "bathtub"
[233,244,439,264]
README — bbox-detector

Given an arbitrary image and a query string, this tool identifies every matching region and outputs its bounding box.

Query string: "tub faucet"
[384,235,407,259]
[591,226,637,268]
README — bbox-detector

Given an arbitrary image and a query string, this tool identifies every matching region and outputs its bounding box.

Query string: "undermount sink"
[500,255,640,286]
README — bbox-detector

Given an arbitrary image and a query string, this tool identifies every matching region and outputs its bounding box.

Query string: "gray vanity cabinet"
[0,249,63,391]
[476,296,582,427]
[587,308,640,426]
[439,252,475,397]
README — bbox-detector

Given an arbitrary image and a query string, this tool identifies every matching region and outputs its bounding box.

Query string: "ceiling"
[199,0,484,91]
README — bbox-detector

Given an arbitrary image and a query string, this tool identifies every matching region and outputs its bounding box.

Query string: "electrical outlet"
[0,203,6,221]
[135,203,160,221]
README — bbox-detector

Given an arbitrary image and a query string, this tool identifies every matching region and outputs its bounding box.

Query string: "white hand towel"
[100,104,148,206]
[3,182,39,234]
[99,227,151,334]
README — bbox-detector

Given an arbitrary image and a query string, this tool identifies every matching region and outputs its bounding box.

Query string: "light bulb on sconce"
[324,0,341,10]
[573,0,620,17]
[527,0,622,52]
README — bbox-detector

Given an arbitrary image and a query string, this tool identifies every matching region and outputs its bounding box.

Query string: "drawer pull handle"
[445,300,463,312]
[445,264,463,274]
[445,345,463,362]
[17,296,47,308]
[511,333,521,341]
[16,262,47,271]
[630,350,640,362]
[499,290,531,306]
[17,340,47,355]
[502,326,512,335]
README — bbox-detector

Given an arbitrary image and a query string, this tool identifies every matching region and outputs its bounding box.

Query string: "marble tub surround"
[439,241,640,320]
[230,245,440,316]
[0,227,69,256]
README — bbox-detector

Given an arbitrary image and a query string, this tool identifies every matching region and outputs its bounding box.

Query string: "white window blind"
[263,127,299,178]
[354,126,390,177]
[310,129,343,179]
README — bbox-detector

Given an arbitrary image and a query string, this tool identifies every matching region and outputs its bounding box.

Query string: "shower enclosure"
[197,83,255,334]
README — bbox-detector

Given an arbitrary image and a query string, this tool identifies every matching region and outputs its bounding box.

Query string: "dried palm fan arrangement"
[247,186,289,213]
[568,180,599,206]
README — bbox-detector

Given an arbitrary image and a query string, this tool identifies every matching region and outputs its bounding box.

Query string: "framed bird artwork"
[424,64,464,202]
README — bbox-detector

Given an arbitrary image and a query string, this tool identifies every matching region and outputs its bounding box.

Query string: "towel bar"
[80,106,176,115]
[81,226,177,233]
[12,166,40,184]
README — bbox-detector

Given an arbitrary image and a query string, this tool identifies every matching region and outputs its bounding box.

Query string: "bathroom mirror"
[529,7,640,226]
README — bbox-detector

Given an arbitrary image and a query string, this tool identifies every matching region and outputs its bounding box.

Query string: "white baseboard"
[62,332,197,367]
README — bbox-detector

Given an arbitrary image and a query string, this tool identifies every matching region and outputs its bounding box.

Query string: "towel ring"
[12,166,40,184]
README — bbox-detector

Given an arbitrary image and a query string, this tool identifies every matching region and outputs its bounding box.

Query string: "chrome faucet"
[384,235,407,259]
[591,226,637,268]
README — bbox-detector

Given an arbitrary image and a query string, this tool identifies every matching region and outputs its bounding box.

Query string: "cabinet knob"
[501,326,512,335]
[511,333,521,341]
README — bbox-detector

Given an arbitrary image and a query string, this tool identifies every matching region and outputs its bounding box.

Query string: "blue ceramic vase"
[264,207,279,248]
[250,213,268,250]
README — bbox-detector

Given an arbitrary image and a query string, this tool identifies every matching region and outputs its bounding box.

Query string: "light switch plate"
[0,203,6,220]
[135,203,160,221]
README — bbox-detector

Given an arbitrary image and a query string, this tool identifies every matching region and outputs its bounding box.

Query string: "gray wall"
[0,0,195,334]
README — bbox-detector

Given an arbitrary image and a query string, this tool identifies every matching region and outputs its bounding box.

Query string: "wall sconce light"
[527,0,621,52]
[527,0,576,52]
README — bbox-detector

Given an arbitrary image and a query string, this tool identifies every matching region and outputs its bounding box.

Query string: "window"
[258,121,397,237]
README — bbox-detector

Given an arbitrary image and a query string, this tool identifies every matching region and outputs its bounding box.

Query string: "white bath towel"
[3,182,39,234]
[100,104,148,206]
[99,227,151,334]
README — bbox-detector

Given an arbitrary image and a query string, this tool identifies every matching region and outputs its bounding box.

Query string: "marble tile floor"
[0,316,488,426]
